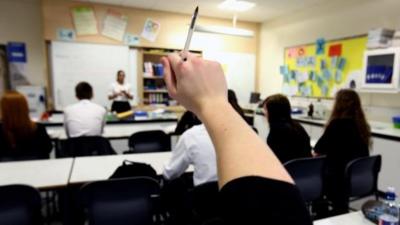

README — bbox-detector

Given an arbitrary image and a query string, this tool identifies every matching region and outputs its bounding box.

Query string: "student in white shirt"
[108,70,133,113]
[64,82,106,138]
[163,89,245,186]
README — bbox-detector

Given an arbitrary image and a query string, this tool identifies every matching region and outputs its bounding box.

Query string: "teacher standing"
[108,70,133,113]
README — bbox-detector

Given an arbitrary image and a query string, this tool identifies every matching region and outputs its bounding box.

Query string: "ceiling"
[78,0,333,22]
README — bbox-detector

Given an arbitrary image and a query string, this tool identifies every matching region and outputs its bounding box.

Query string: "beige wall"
[0,0,46,87]
[259,0,400,109]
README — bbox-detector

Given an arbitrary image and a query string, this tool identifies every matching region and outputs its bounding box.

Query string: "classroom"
[1,0,400,224]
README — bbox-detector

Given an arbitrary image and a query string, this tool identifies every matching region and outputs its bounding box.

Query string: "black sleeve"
[35,124,53,156]
[219,176,312,225]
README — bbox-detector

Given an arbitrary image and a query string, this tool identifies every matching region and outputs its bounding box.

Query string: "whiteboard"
[50,41,137,110]
[203,51,256,104]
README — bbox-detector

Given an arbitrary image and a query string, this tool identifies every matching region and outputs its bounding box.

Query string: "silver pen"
[182,6,199,61]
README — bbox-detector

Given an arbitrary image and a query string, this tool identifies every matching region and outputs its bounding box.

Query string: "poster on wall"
[141,18,161,42]
[282,36,367,98]
[57,28,76,41]
[7,42,30,89]
[101,10,128,41]
[71,6,98,36]
[124,33,140,46]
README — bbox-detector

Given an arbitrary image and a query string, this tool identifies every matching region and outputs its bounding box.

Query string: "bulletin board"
[282,35,367,98]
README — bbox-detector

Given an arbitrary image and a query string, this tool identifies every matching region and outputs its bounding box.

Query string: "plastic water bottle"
[379,187,399,225]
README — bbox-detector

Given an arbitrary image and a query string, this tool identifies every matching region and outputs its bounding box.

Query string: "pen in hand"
[182,6,199,61]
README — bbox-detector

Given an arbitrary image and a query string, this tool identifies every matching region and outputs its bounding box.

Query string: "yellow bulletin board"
[282,35,367,98]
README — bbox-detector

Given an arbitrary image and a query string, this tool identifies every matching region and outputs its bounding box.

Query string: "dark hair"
[263,94,292,124]
[117,70,125,76]
[75,82,93,100]
[329,89,371,146]
[228,89,245,118]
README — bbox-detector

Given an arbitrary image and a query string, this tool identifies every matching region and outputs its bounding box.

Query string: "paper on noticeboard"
[141,18,161,42]
[102,10,128,41]
[71,6,98,36]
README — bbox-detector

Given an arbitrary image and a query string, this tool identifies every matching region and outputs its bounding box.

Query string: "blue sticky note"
[307,56,316,67]
[331,57,338,68]
[280,65,289,75]
[317,76,325,88]
[320,59,327,70]
[338,57,346,70]
[321,85,329,96]
[335,70,343,83]
[296,57,306,67]
[309,71,316,81]
[290,70,297,80]
[323,69,331,80]
[316,38,326,55]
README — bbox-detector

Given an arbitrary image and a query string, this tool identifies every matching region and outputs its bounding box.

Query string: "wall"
[259,0,400,121]
[42,0,260,54]
[0,0,46,87]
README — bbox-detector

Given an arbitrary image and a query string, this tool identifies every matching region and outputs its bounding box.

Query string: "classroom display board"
[203,51,256,104]
[282,36,367,98]
[50,41,137,110]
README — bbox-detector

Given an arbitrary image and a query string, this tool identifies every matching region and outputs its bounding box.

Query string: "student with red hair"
[0,91,52,161]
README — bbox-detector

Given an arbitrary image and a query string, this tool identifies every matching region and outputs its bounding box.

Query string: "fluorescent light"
[195,25,254,38]
[218,0,255,12]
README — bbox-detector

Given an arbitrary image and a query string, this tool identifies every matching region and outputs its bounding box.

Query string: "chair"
[80,177,160,225]
[191,181,220,223]
[345,155,382,202]
[57,136,116,158]
[126,130,171,153]
[284,156,326,203]
[0,185,42,225]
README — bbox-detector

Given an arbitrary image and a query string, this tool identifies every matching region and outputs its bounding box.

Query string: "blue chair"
[345,155,382,201]
[0,185,42,225]
[80,177,160,225]
[284,156,326,203]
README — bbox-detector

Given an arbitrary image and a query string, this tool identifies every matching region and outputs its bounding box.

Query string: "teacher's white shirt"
[109,82,132,102]
[64,100,106,138]
[163,124,218,186]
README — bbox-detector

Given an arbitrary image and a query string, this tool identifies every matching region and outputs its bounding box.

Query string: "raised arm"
[161,53,293,188]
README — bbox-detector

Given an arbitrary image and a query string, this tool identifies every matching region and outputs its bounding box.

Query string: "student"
[64,82,106,138]
[174,111,201,135]
[161,52,312,225]
[314,89,371,216]
[108,70,133,113]
[263,94,312,163]
[163,90,244,186]
[0,91,52,161]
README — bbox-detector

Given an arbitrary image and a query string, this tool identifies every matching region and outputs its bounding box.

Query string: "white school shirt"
[64,100,107,138]
[109,82,132,102]
[163,124,218,186]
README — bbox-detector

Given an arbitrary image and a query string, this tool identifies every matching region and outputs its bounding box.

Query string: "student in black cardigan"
[0,91,52,161]
[263,94,312,163]
[314,89,371,216]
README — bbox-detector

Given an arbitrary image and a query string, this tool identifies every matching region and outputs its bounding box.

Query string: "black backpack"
[109,160,158,180]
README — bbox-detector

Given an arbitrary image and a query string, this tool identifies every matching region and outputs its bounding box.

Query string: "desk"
[314,212,373,225]
[45,119,177,140]
[0,158,74,189]
[69,152,188,184]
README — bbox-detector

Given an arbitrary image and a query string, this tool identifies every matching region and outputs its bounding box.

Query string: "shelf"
[143,90,168,93]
